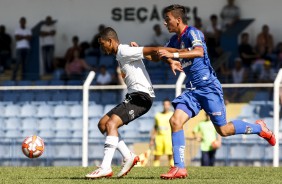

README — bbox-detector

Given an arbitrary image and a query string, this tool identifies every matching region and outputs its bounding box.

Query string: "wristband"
[173,52,179,58]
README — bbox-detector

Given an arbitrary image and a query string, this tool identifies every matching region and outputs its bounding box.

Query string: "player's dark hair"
[99,27,119,42]
[163,4,187,23]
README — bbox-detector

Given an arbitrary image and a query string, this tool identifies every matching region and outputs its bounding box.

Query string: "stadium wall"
[0,0,281,57]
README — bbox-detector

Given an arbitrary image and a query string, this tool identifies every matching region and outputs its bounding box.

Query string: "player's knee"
[169,116,181,129]
[105,120,118,132]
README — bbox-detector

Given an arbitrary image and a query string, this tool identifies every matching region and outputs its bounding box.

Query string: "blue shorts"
[172,79,226,127]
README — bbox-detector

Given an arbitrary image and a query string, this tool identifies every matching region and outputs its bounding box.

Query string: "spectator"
[194,17,203,32]
[192,7,203,32]
[64,35,80,64]
[150,24,170,46]
[229,58,248,101]
[13,17,32,80]
[64,49,92,80]
[238,33,258,70]
[274,42,282,70]
[96,65,112,85]
[0,25,12,71]
[205,14,222,60]
[40,16,56,74]
[258,60,275,100]
[150,99,174,167]
[88,24,105,57]
[232,58,247,84]
[256,25,274,60]
[258,60,275,83]
[79,41,90,59]
[220,0,240,31]
[53,35,80,80]
[192,114,221,166]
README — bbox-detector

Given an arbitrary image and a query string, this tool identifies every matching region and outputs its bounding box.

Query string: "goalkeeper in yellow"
[150,99,174,166]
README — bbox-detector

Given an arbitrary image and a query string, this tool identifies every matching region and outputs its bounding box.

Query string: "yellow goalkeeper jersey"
[154,111,173,135]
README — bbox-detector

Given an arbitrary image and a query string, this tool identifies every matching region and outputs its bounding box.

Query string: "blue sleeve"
[188,29,204,48]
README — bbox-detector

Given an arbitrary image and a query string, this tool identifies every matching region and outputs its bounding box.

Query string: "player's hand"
[158,49,173,58]
[130,42,139,47]
[170,60,183,75]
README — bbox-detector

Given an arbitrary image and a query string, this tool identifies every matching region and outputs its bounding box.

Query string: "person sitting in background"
[192,7,203,32]
[232,58,247,84]
[79,41,90,59]
[64,49,92,80]
[256,24,274,61]
[65,35,80,63]
[150,99,174,167]
[229,58,248,101]
[0,25,12,71]
[88,24,105,58]
[258,60,275,83]
[258,60,276,100]
[274,42,282,70]
[53,35,81,80]
[192,114,221,166]
[150,24,170,46]
[96,65,112,85]
[239,33,258,69]
[220,0,240,31]
[194,17,203,32]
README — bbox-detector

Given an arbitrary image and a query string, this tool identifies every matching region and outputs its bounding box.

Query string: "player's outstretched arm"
[143,47,180,62]
[158,47,204,59]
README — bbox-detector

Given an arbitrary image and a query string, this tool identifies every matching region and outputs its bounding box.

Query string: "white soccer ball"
[22,135,45,158]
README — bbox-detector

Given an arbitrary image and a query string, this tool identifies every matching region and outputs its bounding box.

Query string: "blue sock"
[172,130,185,168]
[232,120,262,134]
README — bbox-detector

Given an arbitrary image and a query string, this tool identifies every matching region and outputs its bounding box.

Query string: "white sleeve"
[119,46,144,62]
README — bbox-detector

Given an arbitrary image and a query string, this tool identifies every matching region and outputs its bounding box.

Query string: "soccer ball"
[22,135,45,158]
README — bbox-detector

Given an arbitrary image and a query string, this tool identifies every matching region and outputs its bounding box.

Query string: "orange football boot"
[255,119,276,146]
[160,166,188,180]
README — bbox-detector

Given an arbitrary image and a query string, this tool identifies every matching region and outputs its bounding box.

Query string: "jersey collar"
[178,26,188,42]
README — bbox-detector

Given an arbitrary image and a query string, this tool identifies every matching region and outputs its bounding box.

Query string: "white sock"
[117,140,132,159]
[100,136,119,169]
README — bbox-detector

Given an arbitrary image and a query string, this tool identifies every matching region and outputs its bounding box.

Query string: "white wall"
[1,0,281,57]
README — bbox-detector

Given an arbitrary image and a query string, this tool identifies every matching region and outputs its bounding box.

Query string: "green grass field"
[0,166,281,184]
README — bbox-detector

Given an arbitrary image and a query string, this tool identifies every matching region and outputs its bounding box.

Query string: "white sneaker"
[85,167,113,179]
[117,153,140,178]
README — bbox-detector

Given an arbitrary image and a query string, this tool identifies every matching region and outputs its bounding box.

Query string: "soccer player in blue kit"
[157,4,276,179]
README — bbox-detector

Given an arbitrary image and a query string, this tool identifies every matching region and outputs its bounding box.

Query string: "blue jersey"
[166,26,217,88]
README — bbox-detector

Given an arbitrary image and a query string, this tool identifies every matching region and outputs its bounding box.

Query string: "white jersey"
[15,27,32,49]
[40,24,56,46]
[116,44,155,97]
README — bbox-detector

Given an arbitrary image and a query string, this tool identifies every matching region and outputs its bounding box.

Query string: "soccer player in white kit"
[85,27,181,179]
